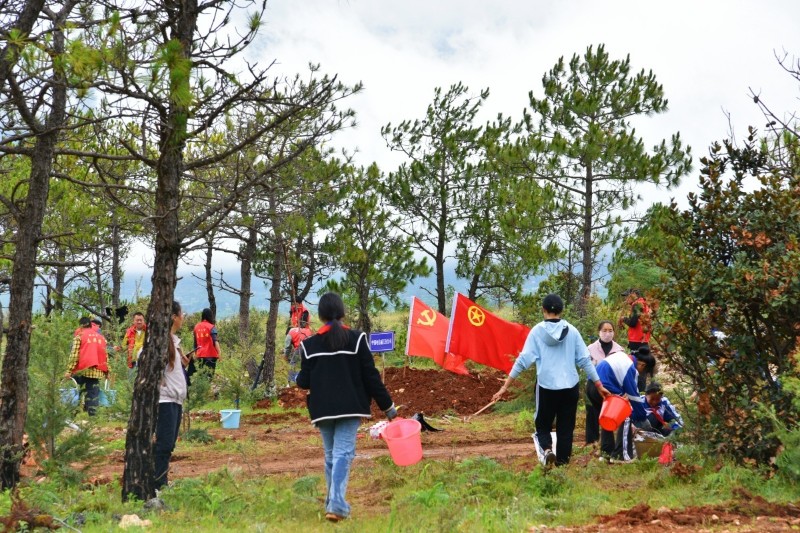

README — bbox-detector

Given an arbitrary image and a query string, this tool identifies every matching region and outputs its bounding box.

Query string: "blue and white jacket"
[644,396,683,430]
[596,351,647,421]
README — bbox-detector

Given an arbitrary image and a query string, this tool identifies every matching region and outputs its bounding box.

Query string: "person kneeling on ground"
[493,294,610,468]
[591,349,656,461]
[643,381,683,436]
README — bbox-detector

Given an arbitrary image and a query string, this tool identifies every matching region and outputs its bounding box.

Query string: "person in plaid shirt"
[66,317,108,415]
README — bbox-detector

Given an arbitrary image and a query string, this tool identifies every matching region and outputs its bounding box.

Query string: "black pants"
[155,402,182,489]
[74,375,100,416]
[585,381,616,456]
[534,383,579,466]
[584,380,600,444]
[196,357,217,375]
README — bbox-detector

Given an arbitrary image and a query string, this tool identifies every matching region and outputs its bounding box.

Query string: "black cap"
[542,294,564,314]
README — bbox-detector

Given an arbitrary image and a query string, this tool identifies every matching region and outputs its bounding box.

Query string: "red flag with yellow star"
[405,297,469,375]
[445,293,530,374]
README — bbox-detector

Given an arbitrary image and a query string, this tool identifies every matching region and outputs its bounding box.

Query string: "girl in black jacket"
[296,292,396,522]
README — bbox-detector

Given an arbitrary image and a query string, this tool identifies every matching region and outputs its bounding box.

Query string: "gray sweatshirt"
[159,334,187,405]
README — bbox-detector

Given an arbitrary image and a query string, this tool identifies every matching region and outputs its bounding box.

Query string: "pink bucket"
[599,395,632,431]
[382,418,423,466]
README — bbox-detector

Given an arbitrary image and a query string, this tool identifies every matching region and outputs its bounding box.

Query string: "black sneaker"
[543,449,557,468]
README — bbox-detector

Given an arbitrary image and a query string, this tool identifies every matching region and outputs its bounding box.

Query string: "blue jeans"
[316,417,361,517]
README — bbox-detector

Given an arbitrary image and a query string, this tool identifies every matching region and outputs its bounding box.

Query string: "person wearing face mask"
[584,321,625,445]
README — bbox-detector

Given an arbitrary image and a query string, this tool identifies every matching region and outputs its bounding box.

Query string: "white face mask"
[599,331,614,343]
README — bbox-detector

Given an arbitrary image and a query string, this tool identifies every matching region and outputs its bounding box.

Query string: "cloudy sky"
[248,0,800,205]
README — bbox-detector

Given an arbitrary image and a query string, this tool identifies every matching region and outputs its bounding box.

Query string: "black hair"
[645,381,663,394]
[636,349,657,377]
[295,295,304,304]
[318,292,348,350]
[91,317,102,326]
[79,316,92,328]
[542,293,564,314]
[299,310,310,326]
[168,301,182,371]
[597,320,614,332]
[201,308,214,324]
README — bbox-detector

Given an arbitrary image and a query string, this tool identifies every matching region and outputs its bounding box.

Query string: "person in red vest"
[65,316,109,416]
[289,296,307,329]
[284,311,312,384]
[193,308,221,375]
[125,312,147,369]
[619,288,652,352]
[619,288,653,391]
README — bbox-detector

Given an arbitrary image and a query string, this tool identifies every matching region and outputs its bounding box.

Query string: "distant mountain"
[17,253,611,318]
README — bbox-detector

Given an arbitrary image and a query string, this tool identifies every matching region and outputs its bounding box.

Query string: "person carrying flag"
[492,294,610,467]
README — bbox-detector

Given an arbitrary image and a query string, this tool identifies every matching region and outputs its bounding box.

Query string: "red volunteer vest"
[194,320,219,358]
[290,303,307,328]
[289,327,312,348]
[76,328,108,372]
[628,297,652,344]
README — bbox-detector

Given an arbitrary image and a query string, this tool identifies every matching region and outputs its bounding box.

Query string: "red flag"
[445,293,530,374]
[405,297,469,375]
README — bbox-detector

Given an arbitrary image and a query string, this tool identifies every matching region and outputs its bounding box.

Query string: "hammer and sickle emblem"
[467,306,485,327]
[417,309,436,327]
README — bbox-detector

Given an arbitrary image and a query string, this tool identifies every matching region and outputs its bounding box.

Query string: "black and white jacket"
[296,329,394,424]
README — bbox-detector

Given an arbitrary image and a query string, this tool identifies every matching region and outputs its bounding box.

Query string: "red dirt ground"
[559,488,800,532]
[276,366,508,417]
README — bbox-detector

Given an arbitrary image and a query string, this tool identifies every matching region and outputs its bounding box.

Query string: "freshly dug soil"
[276,366,507,417]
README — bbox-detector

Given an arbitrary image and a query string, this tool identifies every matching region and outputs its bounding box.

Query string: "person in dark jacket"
[296,292,396,522]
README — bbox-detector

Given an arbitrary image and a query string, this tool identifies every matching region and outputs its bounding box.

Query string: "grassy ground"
[4,405,800,532]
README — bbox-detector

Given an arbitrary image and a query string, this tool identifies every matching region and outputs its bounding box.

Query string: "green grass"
[5,409,800,532]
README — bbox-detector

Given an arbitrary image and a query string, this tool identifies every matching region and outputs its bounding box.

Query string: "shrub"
[651,130,800,464]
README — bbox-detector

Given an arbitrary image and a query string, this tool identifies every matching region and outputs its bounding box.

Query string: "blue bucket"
[60,378,80,406]
[60,388,80,406]
[99,389,117,407]
[220,409,241,429]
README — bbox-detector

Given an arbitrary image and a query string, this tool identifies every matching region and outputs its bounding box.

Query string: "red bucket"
[599,395,632,431]
[382,418,422,466]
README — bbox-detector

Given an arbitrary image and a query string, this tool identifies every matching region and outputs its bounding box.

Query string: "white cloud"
[253,0,800,196]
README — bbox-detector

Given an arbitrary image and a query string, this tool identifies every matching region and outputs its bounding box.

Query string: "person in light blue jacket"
[493,294,610,467]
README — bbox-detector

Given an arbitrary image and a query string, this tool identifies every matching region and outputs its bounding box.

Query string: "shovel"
[464,400,496,422]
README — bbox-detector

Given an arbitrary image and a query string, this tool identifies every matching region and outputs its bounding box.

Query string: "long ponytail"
[167,301,181,371]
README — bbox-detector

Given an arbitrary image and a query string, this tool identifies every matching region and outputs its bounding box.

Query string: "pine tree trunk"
[260,236,282,394]
[578,163,594,316]
[121,157,182,501]
[203,233,216,318]
[55,246,66,312]
[121,0,196,502]
[0,22,66,487]
[357,266,371,334]
[111,222,122,312]
[238,226,257,344]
